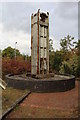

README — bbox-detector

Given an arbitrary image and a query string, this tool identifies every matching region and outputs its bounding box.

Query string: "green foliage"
[74,39,80,49]
[60,35,74,51]
[2,35,80,77]
[2,47,31,77]
[2,46,21,58]
[0,49,2,57]
[77,56,80,76]
[59,61,71,74]
[59,55,79,76]
[52,51,63,72]
[74,40,80,56]
[49,35,80,77]
[49,50,64,73]
[49,51,55,72]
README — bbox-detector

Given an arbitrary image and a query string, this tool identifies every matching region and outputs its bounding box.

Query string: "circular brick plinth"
[5,74,75,92]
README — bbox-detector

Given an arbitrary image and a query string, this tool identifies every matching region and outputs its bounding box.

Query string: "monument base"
[5,74,75,93]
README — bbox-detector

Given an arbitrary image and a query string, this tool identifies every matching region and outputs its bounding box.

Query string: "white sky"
[0,2,78,55]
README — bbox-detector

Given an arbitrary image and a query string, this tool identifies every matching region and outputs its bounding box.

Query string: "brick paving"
[7,80,79,118]
[20,81,78,110]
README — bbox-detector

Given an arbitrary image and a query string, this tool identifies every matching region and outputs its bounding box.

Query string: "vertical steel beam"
[47,12,49,74]
[31,14,33,74]
[37,9,40,74]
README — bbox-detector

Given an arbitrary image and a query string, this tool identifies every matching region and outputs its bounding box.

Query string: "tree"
[2,46,21,58]
[73,40,80,55]
[74,39,80,49]
[49,50,55,72]
[50,50,63,73]
[60,35,74,51]
[0,50,2,56]
[59,54,79,76]
[76,40,80,76]
[2,57,31,76]
[22,54,31,62]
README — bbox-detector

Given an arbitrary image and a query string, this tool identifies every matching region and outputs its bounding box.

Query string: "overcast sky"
[0,2,78,55]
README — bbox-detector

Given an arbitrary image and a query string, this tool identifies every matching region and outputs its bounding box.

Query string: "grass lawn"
[2,87,29,114]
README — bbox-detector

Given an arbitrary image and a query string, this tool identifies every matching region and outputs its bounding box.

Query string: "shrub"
[59,61,71,75]
[2,57,31,77]
[59,54,78,76]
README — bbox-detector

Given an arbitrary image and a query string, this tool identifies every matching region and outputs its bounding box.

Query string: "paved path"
[20,81,78,110]
[7,81,79,118]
